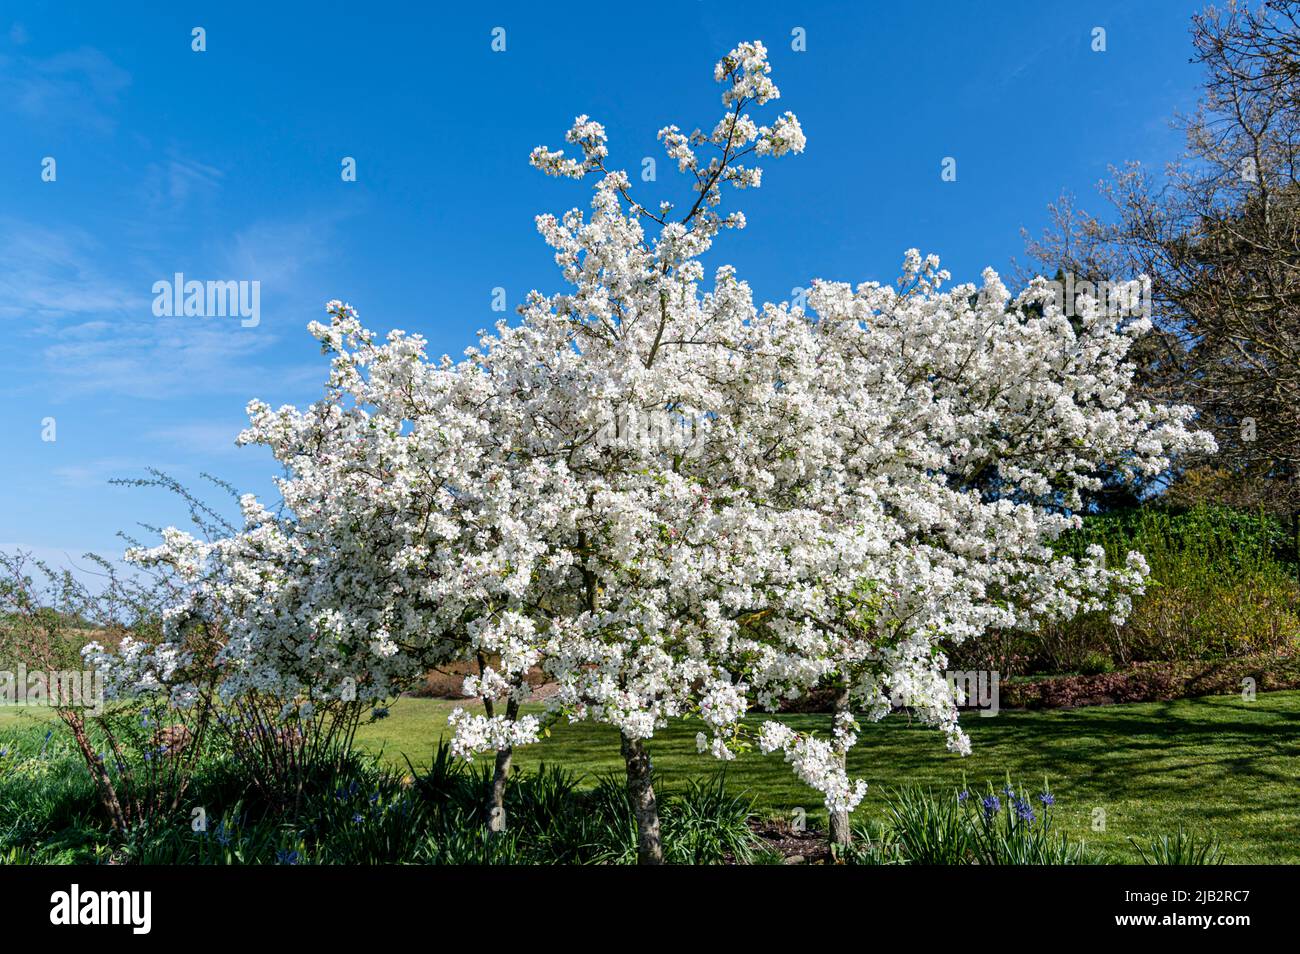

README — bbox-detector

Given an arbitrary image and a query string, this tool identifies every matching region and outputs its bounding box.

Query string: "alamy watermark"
[591,406,706,458]
[50,884,151,934]
[152,273,260,327]
[1,665,104,716]
[947,669,1000,717]
[891,669,1001,717]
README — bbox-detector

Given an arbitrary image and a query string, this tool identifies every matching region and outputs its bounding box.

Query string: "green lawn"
[6,690,1298,863]
[352,691,1300,863]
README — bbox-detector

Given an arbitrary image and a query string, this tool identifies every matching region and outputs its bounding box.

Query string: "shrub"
[878,785,972,864]
[1001,652,1300,708]
[951,505,1300,677]
[662,772,760,865]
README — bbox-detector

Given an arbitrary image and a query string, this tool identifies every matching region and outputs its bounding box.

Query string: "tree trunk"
[828,803,852,849]
[61,711,128,831]
[486,697,519,833]
[1291,507,1299,585]
[828,686,852,852]
[620,732,663,865]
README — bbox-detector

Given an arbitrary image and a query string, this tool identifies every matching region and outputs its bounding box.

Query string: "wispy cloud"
[0,213,339,401]
[0,218,139,324]
[50,456,151,489]
[224,216,342,290]
[0,45,130,134]
[40,324,292,400]
[140,151,225,213]
[142,422,247,457]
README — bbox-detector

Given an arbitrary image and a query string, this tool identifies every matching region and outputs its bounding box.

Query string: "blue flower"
[1013,798,1036,823]
[214,822,232,847]
[352,813,364,824]
[957,790,969,803]
[981,794,1001,817]
[1039,792,1055,806]
[276,849,300,865]
[335,780,360,801]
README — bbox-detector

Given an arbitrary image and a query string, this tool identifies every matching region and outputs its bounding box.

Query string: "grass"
[6,689,1298,863]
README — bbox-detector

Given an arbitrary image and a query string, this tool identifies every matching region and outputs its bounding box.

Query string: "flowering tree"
[457,40,1210,858]
[87,39,1213,864]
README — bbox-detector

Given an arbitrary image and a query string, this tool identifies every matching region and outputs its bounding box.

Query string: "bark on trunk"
[486,697,519,833]
[828,802,852,849]
[828,686,852,851]
[62,711,128,831]
[620,732,663,865]
[1291,507,1299,584]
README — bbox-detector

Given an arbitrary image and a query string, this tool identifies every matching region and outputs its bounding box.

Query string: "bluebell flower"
[214,822,232,847]
[352,813,364,824]
[982,794,1001,817]
[1013,798,1036,823]
[1039,792,1055,806]
[957,790,969,803]
[276,849,300,865]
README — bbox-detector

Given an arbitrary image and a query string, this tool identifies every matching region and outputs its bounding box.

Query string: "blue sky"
[1,0,1208,570]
